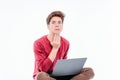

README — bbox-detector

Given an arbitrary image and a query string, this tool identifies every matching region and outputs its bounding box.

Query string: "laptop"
[51,57,87,77]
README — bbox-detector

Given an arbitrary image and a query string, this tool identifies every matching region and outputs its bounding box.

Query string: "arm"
[34,34,60,72]
[34,34,61,72]
[34,41,53,72]
[48,34,61,62]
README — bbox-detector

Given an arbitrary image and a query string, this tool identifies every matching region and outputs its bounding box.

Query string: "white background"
[0,0,120,80]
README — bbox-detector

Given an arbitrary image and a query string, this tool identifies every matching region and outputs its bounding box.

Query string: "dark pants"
[35,67,95,80]
[50,75,75,80]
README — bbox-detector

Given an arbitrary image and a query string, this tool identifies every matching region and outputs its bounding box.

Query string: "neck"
[47,33,60,42]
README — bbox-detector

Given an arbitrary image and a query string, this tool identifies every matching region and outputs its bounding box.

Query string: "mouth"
[55,29,60,31]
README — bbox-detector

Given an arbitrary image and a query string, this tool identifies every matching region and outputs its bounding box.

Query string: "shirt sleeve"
[33,41,53,73]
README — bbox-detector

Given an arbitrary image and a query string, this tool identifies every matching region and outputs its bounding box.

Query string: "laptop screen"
[51,57,87,76]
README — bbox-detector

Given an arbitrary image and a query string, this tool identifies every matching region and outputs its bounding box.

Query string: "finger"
[53,34,57,42]
[54,34,60,42]
[56,35,60,42]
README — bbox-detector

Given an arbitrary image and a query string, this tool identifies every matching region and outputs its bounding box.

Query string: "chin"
[54,31,61,34]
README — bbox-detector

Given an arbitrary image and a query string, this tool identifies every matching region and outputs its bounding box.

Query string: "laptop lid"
[51,57,87,76]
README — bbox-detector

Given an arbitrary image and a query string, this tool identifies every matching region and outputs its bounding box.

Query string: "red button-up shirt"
[33,35,69,79]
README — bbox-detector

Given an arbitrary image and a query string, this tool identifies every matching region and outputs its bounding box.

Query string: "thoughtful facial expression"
[48,16,63,34]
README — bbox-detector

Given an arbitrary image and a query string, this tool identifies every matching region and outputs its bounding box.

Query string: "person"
[33,11,95,80]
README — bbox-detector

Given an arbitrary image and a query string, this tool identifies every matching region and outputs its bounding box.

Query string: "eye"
[58,21,62,24]
[51,21,55,24]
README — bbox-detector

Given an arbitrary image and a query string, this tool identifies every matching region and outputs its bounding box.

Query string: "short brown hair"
[46,11,65,24]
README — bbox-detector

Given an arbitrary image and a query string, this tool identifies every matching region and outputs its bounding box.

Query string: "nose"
[55,23,59,27]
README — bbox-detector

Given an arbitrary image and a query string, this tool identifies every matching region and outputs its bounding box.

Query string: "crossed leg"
[35,67,94,80]
[70,67,95,80]
[35,72,56,80]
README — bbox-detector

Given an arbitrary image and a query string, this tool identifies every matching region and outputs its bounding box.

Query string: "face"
[47,16,63,34]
